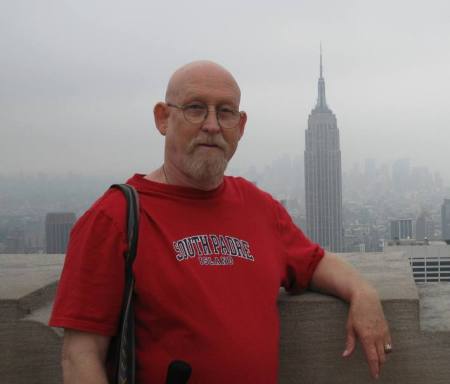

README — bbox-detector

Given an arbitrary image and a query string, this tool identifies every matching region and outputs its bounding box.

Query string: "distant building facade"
[416,212,434,241]
[385,240,450,283]
[45,212,76,254]
[304,49,343,252]
[392,158,411,192]
[442,199,450,242]
[4,228,26,254]
[390,219,413,240]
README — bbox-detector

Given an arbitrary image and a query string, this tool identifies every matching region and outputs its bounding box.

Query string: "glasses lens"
[218,108,240,129]
[183,103,207,124]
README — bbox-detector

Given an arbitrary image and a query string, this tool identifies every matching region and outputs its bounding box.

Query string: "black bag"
[107,183,140,384]
[107,183,192,384]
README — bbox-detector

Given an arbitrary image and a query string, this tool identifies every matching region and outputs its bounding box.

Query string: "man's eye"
[219,107,236,114]
[185,104,206,111]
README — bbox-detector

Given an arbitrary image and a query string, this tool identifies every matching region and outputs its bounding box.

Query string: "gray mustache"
[190,135,228,151]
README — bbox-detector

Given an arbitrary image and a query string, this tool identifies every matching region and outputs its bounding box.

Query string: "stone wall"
[1,252,449,383]
[0,254,63,384]
[279,252,450,383]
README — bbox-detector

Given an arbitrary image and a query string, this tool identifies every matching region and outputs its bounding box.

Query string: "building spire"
[316,43,328,111]
[320,42,323,78]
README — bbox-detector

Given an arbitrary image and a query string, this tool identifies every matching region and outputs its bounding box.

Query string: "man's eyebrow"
[182,87,238,100]
[182,95,238,107]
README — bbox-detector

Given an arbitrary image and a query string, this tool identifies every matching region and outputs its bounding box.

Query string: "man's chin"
[185,156,228,181]
[191,148,227,163]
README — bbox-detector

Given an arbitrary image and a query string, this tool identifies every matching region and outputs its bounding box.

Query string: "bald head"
[165,60,241,104]
[152,60,247,190]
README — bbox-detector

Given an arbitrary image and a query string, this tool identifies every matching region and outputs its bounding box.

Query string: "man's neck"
[145,164,224,191]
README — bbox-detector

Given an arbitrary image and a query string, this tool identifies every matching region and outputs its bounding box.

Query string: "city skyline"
[0,150,448,254]
[1,1,450,255]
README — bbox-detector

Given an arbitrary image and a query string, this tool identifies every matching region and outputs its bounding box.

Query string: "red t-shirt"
[50,174,324,383]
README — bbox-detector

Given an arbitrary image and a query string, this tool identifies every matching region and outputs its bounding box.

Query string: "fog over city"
[1,0,450,182]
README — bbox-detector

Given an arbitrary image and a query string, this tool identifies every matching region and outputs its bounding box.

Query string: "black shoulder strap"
[112,183,140,265]
[108,183,191,383]
[110,183,140,384]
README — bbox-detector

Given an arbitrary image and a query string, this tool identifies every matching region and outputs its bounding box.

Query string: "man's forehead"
[180,76,239,101]
[165,61,241,103]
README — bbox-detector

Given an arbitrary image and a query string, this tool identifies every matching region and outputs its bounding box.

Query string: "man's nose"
[201,108,221,133]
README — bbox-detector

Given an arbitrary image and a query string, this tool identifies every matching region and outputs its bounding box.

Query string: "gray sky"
[1,0,450,181]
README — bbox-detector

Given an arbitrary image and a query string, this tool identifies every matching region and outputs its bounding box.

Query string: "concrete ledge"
[279,291,450,383]
[1,252,450,384]
[0,254,63,322]
[0,319,62,384]
[419,283,450,332]
[278,253,450,383]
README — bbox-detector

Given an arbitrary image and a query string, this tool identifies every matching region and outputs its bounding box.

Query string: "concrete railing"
[1,252,449,384]
[0,254,63,384]
[279,252,450,383]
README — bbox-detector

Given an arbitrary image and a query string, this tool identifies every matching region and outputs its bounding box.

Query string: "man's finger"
[342,327,356,357]
[363,343,380,379]
[376,341,386,365]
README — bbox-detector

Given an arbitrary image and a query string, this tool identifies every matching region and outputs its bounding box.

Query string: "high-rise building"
[390,219,413,240]
[4,228,26,253]
[364,158,376,179]
[392,158,411,191]
[304,48,343,252]
[45,212,76,254]
[442,199,450,242]
[416,211,434,241]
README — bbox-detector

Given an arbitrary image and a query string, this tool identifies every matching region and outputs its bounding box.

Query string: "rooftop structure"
[385,240,450,283]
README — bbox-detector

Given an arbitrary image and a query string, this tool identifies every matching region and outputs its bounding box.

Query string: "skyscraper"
[45,212,76,254]
[304,48,343,252]
[416,211,433,241]
[390,219,413,240]
[442,199,450,242]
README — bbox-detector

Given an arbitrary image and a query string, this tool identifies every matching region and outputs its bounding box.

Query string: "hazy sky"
[1,0,449,181]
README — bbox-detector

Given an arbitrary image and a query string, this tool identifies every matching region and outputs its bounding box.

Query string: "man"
[50,60,391,383]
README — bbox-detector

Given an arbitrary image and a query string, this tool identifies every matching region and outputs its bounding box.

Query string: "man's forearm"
[310,251,376,301]
[310,251,391,380]
[61,329,110,384]
[62,352,109,384]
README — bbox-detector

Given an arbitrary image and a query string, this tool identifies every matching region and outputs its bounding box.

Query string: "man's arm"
[61,329,111,384]
[310,251,392,380]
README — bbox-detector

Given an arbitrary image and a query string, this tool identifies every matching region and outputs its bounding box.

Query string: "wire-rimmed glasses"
[167,102,242,129]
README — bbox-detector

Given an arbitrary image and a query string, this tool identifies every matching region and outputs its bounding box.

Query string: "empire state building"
[304,50,343,252]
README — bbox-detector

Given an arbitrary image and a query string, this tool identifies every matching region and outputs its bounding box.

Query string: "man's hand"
[310,252,392,379]
[342,285,392,379]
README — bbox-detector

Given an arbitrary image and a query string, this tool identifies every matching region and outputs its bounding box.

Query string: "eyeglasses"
[167,102,242,129]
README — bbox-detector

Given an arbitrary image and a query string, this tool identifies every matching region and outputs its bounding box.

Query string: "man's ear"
[237,111,247,140]
[154,102,169,136]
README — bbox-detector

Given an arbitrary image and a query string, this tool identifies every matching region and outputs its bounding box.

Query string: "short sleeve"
[49,207,127,336]
[276,202,325,292]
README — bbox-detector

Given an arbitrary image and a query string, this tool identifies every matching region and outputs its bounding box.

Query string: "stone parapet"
[1,252,449,383]
[279,252,450,383]
[0,254,64,384]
